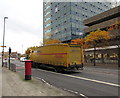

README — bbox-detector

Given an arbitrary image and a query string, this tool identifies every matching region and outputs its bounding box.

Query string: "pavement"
[1,64,75,96]
[84,62,119,70]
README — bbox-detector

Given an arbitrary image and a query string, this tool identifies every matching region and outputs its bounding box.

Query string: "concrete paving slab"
[2,67,75,96]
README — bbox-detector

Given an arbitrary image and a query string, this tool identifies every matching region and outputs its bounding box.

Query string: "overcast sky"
[0,0,120,54]
[0,0,43,54]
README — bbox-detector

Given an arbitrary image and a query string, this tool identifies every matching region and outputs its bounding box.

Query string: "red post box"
[25,60,32,80]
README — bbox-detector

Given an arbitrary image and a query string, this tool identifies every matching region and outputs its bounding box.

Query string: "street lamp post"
[2,17,8,67]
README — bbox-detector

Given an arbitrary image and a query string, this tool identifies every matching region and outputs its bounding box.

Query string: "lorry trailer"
[30,44,84,72]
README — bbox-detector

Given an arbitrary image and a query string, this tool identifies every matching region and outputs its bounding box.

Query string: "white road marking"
[63,88,87,97]
[62,74,120,87]
[80,93,88,98]
[34,68,120,87]
[35,77,52,86]
[74,92,78,94]
[41,79,46,83]
[35,76,88,97]
[67,89,74,93]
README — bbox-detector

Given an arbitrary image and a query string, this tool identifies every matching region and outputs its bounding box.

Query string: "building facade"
[43,1,114,43]
[84,5,120,45]
[0,52,19,59]
[83,5,120,65]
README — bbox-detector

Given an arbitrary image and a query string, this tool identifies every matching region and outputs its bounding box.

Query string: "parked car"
[20,57,27,62]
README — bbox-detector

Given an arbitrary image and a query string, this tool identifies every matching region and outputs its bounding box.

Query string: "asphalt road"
[11,60,119,97]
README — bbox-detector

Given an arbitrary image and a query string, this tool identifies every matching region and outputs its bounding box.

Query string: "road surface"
[11,60,119,97]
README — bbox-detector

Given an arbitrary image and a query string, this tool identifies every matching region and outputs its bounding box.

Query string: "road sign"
[1,46,6,47]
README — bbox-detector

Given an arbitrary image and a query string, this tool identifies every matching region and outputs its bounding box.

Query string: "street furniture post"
[2,17,8,67]
[9,47,11,70]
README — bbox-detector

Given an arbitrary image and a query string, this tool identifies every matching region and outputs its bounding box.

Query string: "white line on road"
[34,69,120,87]
[35,77,52,87]
[35,76,88,97]
[80,93,88,98]
[63,88,88,98]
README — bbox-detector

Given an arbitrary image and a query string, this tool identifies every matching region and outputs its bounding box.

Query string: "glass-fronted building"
[43,1,115,43]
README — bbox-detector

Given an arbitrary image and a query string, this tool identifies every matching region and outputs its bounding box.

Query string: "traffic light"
[8,47,11,70]
[9,47,11,54]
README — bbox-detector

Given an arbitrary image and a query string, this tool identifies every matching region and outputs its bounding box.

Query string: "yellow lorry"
[30,44,84,72]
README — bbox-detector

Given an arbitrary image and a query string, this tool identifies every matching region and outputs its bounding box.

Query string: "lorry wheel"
[54,68,64,73]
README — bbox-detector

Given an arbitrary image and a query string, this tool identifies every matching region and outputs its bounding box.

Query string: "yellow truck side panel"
[68,46,84,65]
[30,44,84,68]
[30,44,68,67]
